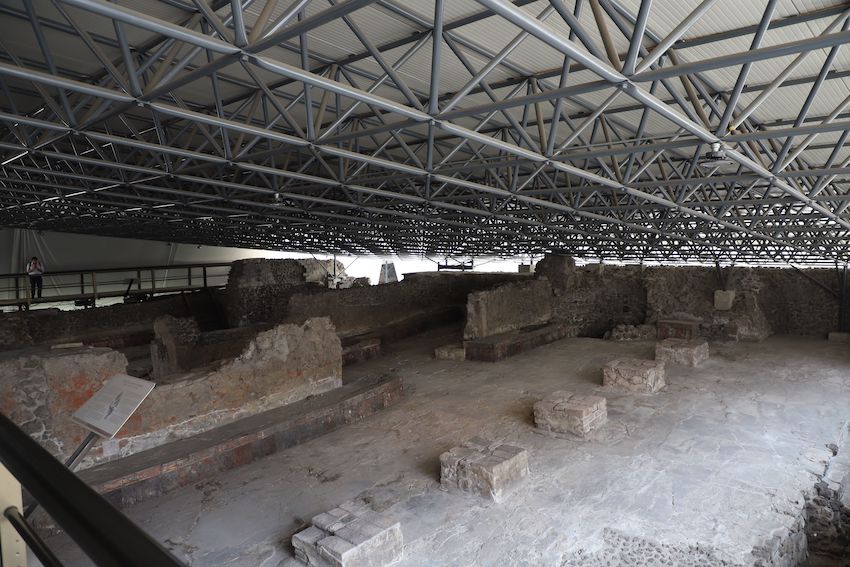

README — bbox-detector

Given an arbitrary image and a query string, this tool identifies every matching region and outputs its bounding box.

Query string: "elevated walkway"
[0,262,231,309]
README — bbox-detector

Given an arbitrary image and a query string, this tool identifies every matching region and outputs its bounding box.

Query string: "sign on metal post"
[71,375,155,439]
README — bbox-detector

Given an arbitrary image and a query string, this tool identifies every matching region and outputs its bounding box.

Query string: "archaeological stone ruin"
[7,3,850,565]
[2,253,850,567]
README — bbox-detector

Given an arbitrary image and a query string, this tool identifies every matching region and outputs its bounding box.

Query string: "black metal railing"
[0,262,232,308]
[0,413,186,566]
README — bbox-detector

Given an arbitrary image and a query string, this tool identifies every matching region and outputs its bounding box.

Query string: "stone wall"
[150,315,257,377]
[536,256,646,337]
[285,272,522,340]
[533,255,844,339]
[222,258,347,327]
[0,318,343,467]
[223,259,309,327]
[644,267,771,341]
[0,347,128,457]
[759,268,839,336]
[463,279,553,339]
[0,290,222,350]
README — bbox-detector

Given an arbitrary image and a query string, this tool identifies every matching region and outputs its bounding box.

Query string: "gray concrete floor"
[36,330,850,566]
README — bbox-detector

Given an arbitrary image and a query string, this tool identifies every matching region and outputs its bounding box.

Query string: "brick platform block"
[602,358,666,393]
[434,343,466,361]
[463,322,578,362]
[534,391,607,437]
[439,436,529,502]
[655,338,709,367]
[292,498,403,567]
[657,319,701,340]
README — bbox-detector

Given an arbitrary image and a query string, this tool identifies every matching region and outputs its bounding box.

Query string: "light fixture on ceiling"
[699,142,733,169]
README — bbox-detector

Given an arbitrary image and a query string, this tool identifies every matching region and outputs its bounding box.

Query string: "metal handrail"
[0,413,187,566]
[0,262,232,279]
[0,262,233,308]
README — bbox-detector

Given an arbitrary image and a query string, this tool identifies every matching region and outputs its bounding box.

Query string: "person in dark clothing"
[26,256,45,299]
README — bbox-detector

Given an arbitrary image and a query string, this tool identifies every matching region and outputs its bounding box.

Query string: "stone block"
[291,498,402,567]
[602,358,666,393]
[439,437,529,502]
[714,290,736,311]
[655,338,709,367]
[827,332,850,343]
[657,319,701,340]
[293,526,329,565]
[463,279,553,340]
[434,343,465,361]
[605,324,656,341]
[342,338,381,366]
[464,322,578,362]
[534,391,607,437]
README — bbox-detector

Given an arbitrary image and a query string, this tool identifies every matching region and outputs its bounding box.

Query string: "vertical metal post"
[80,273,85,295]
[150,269,156,294]
[0,464,26,567]
[203,266,208,288]
[4,507,61,567]
[187,266,192,287]
[136,269,142,290]
[841,265,848,332]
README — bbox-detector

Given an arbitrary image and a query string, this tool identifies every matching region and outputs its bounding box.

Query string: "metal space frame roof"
[2,0,850,264]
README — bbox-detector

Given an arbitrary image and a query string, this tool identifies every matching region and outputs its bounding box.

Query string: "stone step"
[78,375,404,508]
[341,337,382,366]
[463,321,578,362]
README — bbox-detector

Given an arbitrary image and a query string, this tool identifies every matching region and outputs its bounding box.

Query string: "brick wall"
[286,272,523,340]
[0,291,221,350]
[0,318,343,467]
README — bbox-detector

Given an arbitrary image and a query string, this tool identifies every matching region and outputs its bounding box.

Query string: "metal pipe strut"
[4,505,64,567]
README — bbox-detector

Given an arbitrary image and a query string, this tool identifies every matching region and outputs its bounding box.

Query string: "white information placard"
[71,374,155,439]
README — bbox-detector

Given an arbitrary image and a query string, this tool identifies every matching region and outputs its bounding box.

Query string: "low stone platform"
[434,343,465,361]
[439,436,529,502]
[291,498,403,567]
[605,324,656,341]
[78,375,403,508]
[602,358,666,393]
[534,391,607,437]
[657,319,701,340]
[827,332,850,343]
[464,322,577,362]
[342,337,382,366]
[655,338,710,367]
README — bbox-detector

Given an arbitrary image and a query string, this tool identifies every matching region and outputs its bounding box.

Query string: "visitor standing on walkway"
[26,256,45,299]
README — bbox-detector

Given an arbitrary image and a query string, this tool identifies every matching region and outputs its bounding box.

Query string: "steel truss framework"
[2,0,850,263]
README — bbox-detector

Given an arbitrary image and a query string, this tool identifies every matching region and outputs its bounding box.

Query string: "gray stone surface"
[434,343,465,361]
[439,437,529,502]
[655,338,710,367]
[37,334,850,567]
[534,391,607,437]
[806,422,850,562]
[602,358,666,393]
[291,498,403,567]
[463,279,553,340]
